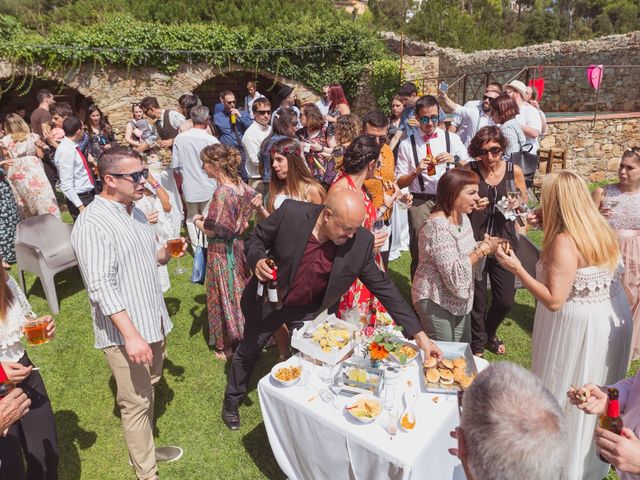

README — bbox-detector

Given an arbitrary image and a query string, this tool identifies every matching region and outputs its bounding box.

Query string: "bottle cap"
[0,364,8,383]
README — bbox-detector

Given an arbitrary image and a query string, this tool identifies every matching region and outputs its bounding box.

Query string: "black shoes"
[222,400,240,430]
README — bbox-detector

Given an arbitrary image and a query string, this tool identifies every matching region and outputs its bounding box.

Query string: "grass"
[11,210,636,479]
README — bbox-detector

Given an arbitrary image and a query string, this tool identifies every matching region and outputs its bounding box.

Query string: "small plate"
[271,360,303,387]
[388,341,420,365]
[345,394,382,424]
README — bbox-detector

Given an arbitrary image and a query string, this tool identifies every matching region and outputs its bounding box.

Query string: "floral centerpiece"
[358,316,405,367]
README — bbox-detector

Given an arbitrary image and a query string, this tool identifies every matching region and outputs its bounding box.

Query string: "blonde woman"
[1,114,60,218]
[496,170,632,480]
[193,144,262,359]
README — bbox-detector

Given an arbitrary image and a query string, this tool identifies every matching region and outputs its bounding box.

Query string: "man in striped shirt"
[71,147,185,480]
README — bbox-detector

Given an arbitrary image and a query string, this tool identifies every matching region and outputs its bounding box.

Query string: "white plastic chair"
[15,214,77,314]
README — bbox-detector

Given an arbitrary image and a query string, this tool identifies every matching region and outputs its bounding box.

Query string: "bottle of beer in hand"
[0,364,15,399]
[267,259,283,310]
[425,143,436,176]
[256,277,266,303]
[599,387,623,462]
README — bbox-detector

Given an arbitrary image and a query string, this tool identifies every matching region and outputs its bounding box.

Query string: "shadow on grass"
[386,268,412,303]
[55,409,97,480]
[23,267,86,313]
[242,423,286,480]
[165,297,181,317]
[508,294,536,337]
[188,294,208,344]
[108,358,185,437]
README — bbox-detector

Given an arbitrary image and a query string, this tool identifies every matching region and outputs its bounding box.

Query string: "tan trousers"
[103,341,165,480]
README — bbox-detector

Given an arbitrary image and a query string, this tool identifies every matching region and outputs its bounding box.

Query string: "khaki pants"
[186,200,211,249]
[103,341,165,480]
[408,198,435,279]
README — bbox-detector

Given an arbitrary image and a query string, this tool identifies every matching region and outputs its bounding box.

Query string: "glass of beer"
[166,237,186,275]
[23,317,51,346]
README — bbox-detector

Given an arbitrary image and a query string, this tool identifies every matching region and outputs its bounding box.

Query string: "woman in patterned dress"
[1,114,60,219]
[329,134,400,324]
[193,144,262,360]
[0,164,21,263]
[593,147,640,360]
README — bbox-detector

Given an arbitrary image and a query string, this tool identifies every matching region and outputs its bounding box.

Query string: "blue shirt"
[213,110,253,149]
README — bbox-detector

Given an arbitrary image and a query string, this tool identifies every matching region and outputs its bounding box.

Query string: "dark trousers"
[67,189,95,220]
[224,305,317,406]
[0,352,59,480]
[41,152,58,194]
[407,195,435,279]
[470,256,516,354]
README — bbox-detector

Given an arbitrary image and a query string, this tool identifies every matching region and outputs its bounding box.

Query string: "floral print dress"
[1,133,60,219]
[332,173,387,323]
[0,168,21,263]
[204,183,258,352]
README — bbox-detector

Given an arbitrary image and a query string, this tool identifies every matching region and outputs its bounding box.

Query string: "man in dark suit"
[222,189,443,429]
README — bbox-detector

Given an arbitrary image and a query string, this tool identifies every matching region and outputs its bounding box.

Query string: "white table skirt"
[258,355,488,480]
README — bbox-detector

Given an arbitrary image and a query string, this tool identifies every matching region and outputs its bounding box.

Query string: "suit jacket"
[242,199,423,337]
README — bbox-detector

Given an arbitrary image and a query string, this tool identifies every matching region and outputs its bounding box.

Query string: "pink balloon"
[587,65,604,90]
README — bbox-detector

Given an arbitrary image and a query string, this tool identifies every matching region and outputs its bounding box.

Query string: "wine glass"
[166,237,186,275]
[317,363,333,386]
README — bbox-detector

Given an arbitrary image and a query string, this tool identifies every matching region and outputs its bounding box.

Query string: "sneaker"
[128,446,183,466]
[155,446,183,463]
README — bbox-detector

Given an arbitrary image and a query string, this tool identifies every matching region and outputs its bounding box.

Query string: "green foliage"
[0,12,386,96]
[369,58,403,115]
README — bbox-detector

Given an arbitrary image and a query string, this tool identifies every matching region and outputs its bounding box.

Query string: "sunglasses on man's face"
[108,168,149,184]
[419,115,439,124]
[367,134,388,144]
[255,110,271,115]
[478,147,503,156]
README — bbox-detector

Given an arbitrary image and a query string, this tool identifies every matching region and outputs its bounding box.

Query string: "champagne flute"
[166,237,186,275]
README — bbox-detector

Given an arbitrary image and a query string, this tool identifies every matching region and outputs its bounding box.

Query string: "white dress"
[532,262,632,480]
[136,194,172,292]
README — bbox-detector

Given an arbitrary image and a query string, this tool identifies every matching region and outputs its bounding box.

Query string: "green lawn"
[11,212,636,479]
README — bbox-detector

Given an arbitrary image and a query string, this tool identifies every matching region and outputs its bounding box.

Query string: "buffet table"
[258,353,488,480]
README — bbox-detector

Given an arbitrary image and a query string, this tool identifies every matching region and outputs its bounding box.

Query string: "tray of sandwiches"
[420,341,478,394]
[291,312,357,365]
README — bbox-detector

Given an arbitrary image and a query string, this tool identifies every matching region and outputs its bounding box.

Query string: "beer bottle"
[0,364,15,398]
[426,143,436,176]
[267,260,283,310]
[599,387,623,461]
[256,278,266,303]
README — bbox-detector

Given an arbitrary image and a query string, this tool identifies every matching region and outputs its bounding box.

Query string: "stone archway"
[193,71,284,112]
[0,76,91,121]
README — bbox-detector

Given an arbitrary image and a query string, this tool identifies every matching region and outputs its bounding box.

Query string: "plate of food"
[271,360,303,387]
[388,341,420,365]
[345,394,382,423]
[309,321,352,352]
[421,342,477,393]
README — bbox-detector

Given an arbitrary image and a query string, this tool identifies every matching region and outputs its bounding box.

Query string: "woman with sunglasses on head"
[593,147,640,361]
[296,103,335,185]
[330,134,400,323]
[464,126,526,357]
[193,145,263,360]
[0,254,58,479]
[85,104,116,161]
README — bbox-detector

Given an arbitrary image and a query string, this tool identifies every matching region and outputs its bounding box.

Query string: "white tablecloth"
[258,355,488,480]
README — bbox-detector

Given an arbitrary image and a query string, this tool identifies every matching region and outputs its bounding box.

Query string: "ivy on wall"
[0,13,388,98]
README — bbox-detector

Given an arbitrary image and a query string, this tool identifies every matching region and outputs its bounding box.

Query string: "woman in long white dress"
[496,170,632,480]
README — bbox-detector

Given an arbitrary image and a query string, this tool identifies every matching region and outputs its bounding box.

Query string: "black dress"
[468,161,518,354]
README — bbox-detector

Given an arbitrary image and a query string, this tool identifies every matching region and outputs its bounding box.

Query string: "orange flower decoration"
[369,342,388,361]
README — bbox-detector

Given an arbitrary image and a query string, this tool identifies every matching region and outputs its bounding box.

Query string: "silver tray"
[419,341,478,394]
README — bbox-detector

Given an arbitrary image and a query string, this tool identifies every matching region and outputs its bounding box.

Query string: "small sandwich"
[438,358,454,370]
[452,357,466,369]
[424,356,438,369]
[476,197,490,208]
[453,367,466,383]
[439,370,455,385]
[458,375,474,389]
[426,368,441,384]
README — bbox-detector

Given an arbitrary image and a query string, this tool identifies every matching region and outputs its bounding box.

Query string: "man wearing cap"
[395,95,470,278]
[438,83,502,147]
[504,80,542,153]
[272,85,301,129]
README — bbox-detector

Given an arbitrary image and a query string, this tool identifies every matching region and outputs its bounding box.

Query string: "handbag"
[509,137,539,188]
[190,230,207,285]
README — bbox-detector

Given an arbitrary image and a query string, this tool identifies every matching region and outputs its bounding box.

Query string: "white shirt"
[171,128,219,203]
[242,121,272,179]
[315,98,330,116]
[244,91,265,119]
[54,136,94,208]
[396,128,469,195]
[516,103,542,153]
[452,100,494,146]
[0,276,35,363]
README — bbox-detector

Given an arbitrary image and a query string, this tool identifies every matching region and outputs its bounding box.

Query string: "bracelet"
[151,182,160,190]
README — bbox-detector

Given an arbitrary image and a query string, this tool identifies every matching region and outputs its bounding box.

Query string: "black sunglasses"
[478,147,503,156]
[367,134,388,144]
[255,110,271,115]
[108,169,149,184]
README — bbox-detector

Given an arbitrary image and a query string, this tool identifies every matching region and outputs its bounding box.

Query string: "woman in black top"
[465,126,527,356]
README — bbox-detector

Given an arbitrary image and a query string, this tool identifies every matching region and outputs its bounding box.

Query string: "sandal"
[486,336,506,355]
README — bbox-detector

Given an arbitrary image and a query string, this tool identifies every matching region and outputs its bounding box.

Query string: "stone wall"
[540,114,640,182]
[380,31,640,113]
[0,61,317,140]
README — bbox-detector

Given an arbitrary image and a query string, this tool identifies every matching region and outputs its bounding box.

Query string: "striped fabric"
[71,195,173,349]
